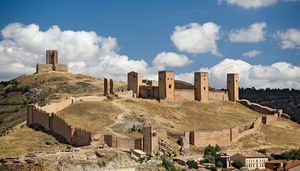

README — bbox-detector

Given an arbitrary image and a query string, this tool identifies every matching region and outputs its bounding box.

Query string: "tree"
[257,149,267,154]
[232,160,244,169]
[186,160,198,169]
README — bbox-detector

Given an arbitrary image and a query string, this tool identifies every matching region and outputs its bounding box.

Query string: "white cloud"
[171,22,221,56]
[176,58,300,89]
[0,23,150,81]
[229,22,267,43]
[152,52,192,67]
[218,0,277,9]
[243,50,261,58]
[276,28,300,49]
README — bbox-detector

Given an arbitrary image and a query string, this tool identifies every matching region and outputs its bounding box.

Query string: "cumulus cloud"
[243,49,261,58]
[171,22,221,56]
[218,0,277,9]
[176,58,300,89]
[229,22,267,43]
[152,52,192,67]
[276,28,300,49]
[0,23,150,81]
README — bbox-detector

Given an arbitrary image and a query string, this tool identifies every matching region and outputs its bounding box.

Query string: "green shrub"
[216,161,223,167]
[201,155,215,164]
[162,157,178,171]
[257,148,267,154]
[232,160,244,169]
[210,166,217,171]
[186,160,198,169]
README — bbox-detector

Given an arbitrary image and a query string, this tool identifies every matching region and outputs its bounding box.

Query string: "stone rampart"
[32,107,51,131]
[208,91,229,101]
[72,127,91,146]
[175,89,194,101]
[239,99,277,115]
[49,113,73,143]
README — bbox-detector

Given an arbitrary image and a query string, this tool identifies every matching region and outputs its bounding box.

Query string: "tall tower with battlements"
[227,73,239,102]
[194,72,209,101]
[158,71,175,100]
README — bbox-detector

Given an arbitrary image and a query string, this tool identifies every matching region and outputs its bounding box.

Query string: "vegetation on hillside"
[272,148,300,160]
[0,72,106,135]
[240,87,300,123]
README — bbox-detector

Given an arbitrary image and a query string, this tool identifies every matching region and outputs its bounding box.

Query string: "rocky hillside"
[0,71,125,135]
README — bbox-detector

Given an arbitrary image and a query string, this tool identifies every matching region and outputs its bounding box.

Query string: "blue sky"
[0,0,300,88]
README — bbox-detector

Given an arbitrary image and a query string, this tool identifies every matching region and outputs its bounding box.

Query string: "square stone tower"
[227,73,239,102]
[158,71,175,100]
[127,71,141,97]
[46,50,58,65]
[194,72,209,101]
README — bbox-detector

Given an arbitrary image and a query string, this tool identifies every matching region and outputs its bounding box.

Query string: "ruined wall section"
[239,99,285,116]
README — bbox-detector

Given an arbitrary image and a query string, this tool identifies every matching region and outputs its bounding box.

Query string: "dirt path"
[105,100,132,138]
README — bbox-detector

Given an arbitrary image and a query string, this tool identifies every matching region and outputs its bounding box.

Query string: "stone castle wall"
[208,91,229,101]
[50,113,74,143]
[238,99,278,115]
[190,126,238,147]
[36,64,53,73]
[174,89,194,101]
[54,64,68,72]
[72,128,91,146]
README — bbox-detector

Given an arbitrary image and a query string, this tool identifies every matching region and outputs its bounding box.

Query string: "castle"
[26,53,289,157]
[36,50,68,73]
[128,71,239,102]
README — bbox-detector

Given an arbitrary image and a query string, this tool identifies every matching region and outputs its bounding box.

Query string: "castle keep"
[127,70,238,102]
[36,50,68,73]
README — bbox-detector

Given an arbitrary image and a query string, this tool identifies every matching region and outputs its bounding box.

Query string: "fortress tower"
[158,71,175,100]
[46,50,58,65]
[194,72,209,101]
[227,73,239,102]
[127,71,141,97]
[36,50,68,73]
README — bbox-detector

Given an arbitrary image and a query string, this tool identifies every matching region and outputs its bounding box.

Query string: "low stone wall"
[239,99,278,115]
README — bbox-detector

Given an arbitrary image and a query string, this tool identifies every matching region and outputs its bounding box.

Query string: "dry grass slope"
[0,126,67,159]
[57,98,261,138]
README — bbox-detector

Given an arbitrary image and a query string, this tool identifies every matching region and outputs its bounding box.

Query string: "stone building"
[230,152,269,170]
[36,50,68,73]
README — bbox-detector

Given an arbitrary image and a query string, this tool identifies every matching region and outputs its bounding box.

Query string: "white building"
[230,152,269,170]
